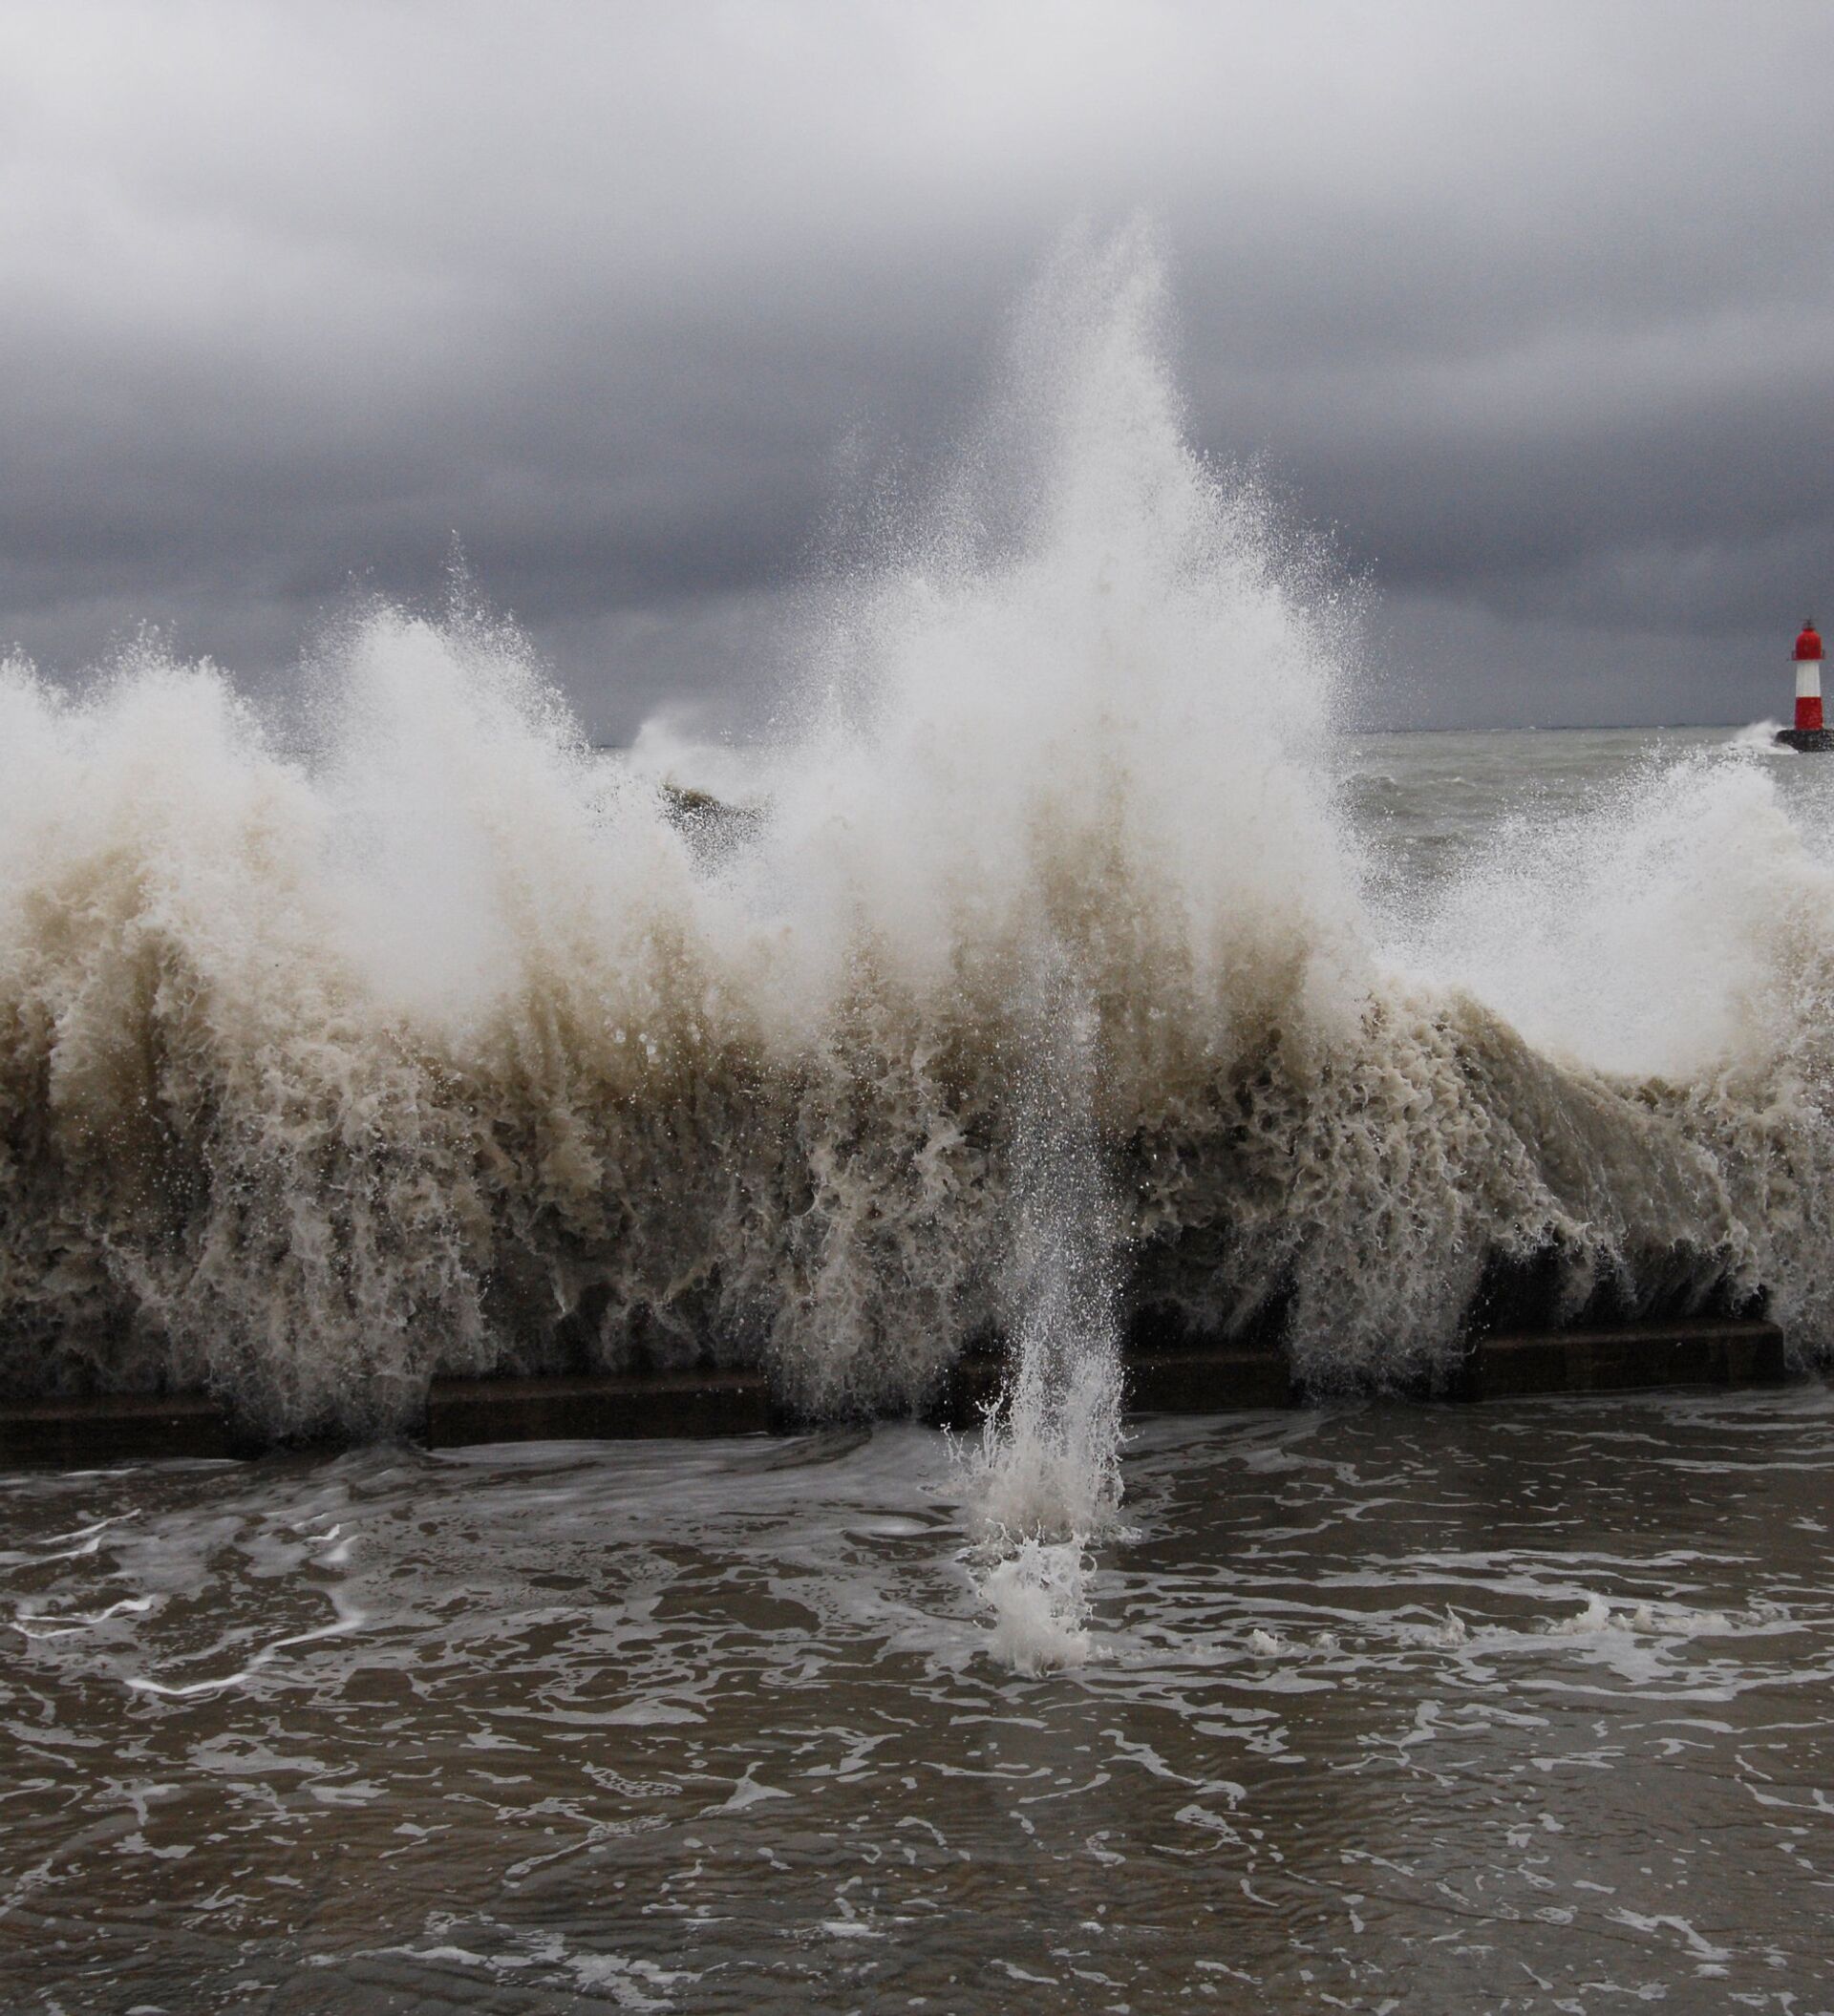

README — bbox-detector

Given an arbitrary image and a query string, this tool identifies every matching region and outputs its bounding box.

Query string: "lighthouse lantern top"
[1797,621,1824,664]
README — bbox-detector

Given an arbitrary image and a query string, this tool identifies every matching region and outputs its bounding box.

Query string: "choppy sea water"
[10,230,1834,2009]
[7,718,1834,2015]
[10,725,1834,2013]
[1343,722,1834,923]
[8,1375,1834,2013]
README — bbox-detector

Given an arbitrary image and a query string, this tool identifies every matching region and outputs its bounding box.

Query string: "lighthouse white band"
[1799,662,1823,700]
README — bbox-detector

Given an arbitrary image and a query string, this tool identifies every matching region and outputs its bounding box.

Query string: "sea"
[8,232,1834,2009]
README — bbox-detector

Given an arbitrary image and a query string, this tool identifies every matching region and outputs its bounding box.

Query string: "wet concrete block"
[1126,1348,1296,1413]
[0,1392,235,1467]
[1463,1320,1787,1401]
[426,1369,773,1447]
[1460,1336,1571,1399]
[928,1346,1298,1428]
[1717,1326,1792,1384]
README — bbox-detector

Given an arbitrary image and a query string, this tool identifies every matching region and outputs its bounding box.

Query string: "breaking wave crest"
[4,228,1834,1441]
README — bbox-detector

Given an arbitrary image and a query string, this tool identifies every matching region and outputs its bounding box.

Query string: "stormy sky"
[4,0,1831,738]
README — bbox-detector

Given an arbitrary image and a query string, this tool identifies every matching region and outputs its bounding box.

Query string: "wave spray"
[5,222,1834,1543]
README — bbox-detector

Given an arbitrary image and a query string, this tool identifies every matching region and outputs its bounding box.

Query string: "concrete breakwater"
[0,1316,1792,1466]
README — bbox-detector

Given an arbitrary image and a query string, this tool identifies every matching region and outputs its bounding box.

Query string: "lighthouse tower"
[1776,621,1829,751]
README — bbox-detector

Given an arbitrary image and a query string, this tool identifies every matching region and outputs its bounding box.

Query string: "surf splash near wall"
[5,225,1834,1517]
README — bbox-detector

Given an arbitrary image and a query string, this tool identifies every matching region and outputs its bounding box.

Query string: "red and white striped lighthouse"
[1795,620,1824,733]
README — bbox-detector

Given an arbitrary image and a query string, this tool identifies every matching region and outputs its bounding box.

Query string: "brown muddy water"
[7,1383,1834,2013]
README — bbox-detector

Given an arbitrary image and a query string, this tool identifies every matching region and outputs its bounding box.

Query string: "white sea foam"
[2,225,1833,1454]
[981,1538,1100,1675]
[1543,1593,1736,1640]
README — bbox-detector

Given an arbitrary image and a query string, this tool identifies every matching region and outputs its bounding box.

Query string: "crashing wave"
[3,227,1831,1440]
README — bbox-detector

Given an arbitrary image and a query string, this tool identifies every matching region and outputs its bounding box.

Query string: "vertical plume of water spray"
[967,942,1125,1675]
[754,223,1340,1663]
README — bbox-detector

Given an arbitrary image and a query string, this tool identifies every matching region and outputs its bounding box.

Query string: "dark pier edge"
[0,1391,242,1468]
[922,1314,1790,1431]
[0,1315,1796,1467]
[427,1369,776,1446]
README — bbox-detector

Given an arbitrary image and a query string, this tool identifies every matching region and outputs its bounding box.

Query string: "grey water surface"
[7,1391,1834,2013]
[8,726,1834,2014]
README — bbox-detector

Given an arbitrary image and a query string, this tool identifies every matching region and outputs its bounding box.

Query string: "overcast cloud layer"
[3,0,1831,737]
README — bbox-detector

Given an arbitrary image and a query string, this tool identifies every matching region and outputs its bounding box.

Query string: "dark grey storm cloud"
[3,0,1831,735]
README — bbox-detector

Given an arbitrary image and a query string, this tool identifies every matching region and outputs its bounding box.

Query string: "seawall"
[0,1316,1793,1467]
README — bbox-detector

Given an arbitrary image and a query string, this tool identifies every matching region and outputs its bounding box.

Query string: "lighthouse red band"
[1796,621,1824,733]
